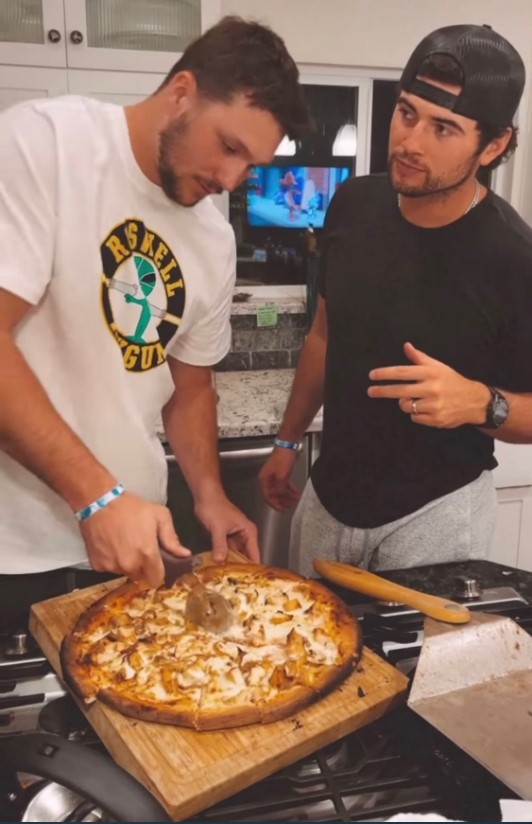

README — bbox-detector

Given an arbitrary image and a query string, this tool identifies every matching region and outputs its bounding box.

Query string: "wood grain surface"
[30,552,408,820]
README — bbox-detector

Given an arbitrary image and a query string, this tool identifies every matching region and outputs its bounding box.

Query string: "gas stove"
[0,567,115,736]
[1,560,530,822]
[0,629,65,735]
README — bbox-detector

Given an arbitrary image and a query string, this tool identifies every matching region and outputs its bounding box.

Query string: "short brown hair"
[160,16,311,140]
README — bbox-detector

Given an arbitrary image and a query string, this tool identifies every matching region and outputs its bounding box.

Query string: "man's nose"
[400,122,426,156]
[219,162,249,192]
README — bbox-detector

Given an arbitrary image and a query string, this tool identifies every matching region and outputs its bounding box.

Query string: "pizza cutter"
[159,549,234,633]
[185,586,234,634]
[159,549,203,587]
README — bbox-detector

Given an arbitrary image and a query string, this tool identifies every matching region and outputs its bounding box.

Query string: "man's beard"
[387,150,480,199]
[157,116,223,207]
[157,116,193,206]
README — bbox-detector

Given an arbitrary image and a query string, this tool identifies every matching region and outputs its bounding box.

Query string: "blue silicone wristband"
[75,483,125,522]
[274,437,300,451]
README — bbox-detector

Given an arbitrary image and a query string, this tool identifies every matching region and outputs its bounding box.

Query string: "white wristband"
[274,437,300,451]
[75,484,125,522]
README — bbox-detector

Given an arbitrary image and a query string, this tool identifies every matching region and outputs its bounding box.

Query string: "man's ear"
[478,127,512,168]
[164,70,199,115]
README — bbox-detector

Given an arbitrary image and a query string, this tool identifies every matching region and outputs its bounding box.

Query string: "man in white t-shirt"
[0,17,311,586]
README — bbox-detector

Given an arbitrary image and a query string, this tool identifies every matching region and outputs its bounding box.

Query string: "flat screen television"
[246,165,351,230]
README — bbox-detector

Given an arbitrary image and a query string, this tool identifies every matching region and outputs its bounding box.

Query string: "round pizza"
[61,563,361,730]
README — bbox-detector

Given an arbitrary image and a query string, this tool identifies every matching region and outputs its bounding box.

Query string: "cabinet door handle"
[47,29,61,43]
[70,30,84,45]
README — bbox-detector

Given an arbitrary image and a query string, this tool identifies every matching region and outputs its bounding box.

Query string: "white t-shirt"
[0,96,235,573]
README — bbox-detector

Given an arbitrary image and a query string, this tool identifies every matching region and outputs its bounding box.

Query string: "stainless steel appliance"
[0,560,529,822]
[166,435,310,567]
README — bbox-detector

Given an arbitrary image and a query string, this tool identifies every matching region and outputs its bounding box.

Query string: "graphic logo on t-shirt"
[100,219,185,372]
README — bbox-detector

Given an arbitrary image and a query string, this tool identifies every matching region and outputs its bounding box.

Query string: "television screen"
[246,165,351,229]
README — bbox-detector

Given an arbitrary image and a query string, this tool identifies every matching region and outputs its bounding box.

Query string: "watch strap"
[483,385,508,428]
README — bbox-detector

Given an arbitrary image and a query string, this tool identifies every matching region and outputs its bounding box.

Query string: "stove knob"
[454,575,481,600]
[6,631,28,656]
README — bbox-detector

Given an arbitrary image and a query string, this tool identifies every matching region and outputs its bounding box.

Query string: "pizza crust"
[62,563,361,730]
[259,684,316,724]
[60,636,98,703]
[99,688,198,728]
[196,700,262,731]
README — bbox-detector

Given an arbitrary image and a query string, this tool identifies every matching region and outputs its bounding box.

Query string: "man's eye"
[435,124,450,137]
[399,107,414,121]
[223,142,237,154]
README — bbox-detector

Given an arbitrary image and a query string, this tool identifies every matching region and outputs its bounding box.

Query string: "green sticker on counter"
[256,304,278,327]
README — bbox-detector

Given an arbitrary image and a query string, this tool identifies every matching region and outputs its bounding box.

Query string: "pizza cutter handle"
[313,559,471,624]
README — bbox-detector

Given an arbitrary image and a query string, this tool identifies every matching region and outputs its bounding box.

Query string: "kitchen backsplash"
[216,312,307,371]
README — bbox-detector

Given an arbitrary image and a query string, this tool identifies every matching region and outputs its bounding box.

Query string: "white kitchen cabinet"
[493,441,532,488]
[64,0,208,73]
[67,69,163,105]
[491,486,532,572]
[491,442,532,570]
[0,0,66,67]
[0,65,67,111]
[1,1,220,73]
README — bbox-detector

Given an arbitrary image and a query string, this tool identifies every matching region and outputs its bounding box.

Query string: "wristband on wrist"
[274,437,300,451]
[75,483,125,522]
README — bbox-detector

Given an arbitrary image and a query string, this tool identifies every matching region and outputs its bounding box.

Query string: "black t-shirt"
[311,174,532,528]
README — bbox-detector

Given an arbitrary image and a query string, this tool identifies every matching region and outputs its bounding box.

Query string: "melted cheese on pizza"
[67,566,356,728]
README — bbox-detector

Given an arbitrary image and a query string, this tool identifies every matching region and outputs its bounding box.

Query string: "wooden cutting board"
[30,552,408,821]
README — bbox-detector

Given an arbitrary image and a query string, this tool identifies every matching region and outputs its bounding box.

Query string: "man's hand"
[367,342,491,428]
[194,496,260,564]
[80,492,191,587]
[259,448,301,512]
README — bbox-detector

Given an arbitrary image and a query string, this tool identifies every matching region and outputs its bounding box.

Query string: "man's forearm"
[162,376,225,504]
[277,330,326,442]
[0,334,116,509]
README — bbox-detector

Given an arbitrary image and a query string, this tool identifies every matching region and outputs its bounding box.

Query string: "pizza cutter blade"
[160,550,235,632]
[185,586,234,634]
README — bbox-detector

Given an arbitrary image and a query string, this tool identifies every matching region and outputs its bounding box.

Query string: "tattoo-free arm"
[163,357,259,561]
[259,297,327,511]
[276,296,328,443]
[0,288,116,508]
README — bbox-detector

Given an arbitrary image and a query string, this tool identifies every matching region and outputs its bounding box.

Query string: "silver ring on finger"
[411,399,418,415]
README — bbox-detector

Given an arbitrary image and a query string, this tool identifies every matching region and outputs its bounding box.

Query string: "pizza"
[61,563,361,730]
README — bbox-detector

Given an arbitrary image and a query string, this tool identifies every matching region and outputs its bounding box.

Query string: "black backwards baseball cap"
[400,24,525,127]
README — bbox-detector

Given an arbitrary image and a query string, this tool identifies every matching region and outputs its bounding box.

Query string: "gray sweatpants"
[289,470,496,577]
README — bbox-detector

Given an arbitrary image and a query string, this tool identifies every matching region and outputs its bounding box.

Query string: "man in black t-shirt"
[260,24,532,575]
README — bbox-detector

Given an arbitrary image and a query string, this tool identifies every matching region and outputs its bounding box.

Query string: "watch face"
[491,392,509,427]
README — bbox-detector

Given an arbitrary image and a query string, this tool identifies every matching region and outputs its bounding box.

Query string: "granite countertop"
[157,369,323,441]
[231,294,306,315]
[216,369,322,439]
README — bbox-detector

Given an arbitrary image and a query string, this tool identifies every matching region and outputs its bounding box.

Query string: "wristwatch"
[483,386,509,428]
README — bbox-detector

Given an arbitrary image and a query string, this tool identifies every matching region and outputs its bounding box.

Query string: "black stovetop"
[182,560,529,824]
[2,559,531,823]
[320,558,532,607]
